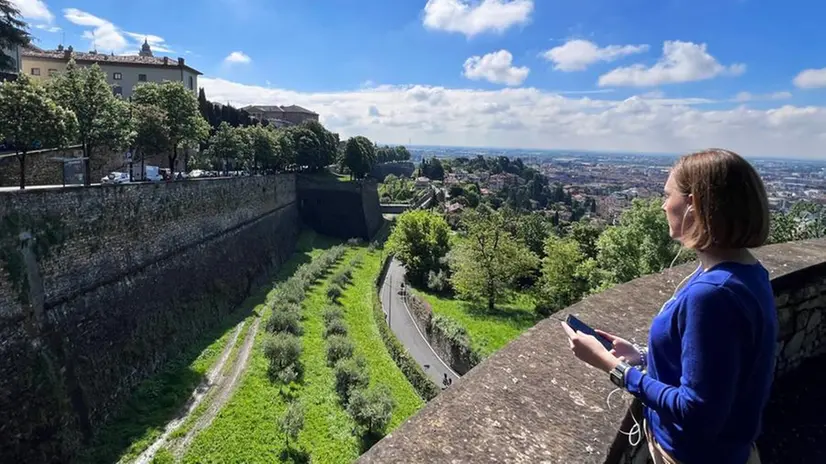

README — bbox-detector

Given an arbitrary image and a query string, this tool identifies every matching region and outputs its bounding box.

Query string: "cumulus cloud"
[63,8,173,54]
[598,41,746,87]
[542,39,649,72]
[463,50,529,86]
[793,68,826,89]
[422,0,534,37]
[11,0,53,22]
[224,51,252,64]
[200,77,826,159]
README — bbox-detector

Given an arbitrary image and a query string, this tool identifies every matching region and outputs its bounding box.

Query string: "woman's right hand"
[595,329,643,366]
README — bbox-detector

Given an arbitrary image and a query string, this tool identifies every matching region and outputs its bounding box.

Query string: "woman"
[561,149,777,464]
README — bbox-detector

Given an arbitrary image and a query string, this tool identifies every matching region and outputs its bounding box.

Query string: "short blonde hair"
[672,149,770,250]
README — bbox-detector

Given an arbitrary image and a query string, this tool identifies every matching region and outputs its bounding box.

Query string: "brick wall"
[0,175,299,462]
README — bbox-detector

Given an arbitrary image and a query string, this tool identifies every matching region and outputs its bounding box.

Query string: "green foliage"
[0,0,30,70]
[386,210,451,286]
[151,448,174,464]
[266,307,303,335]
[243,125,284,172]
[203,122,251,172]
[537,234,589,315]
[323,317,348,339]
[0,75,77,188]
[264,333,303,374]
[326,283,344,302]
[379,174,416,202]
[375,145,411,163]
[333,357,370,404]
[289,126,321,171]
[593,198,680,286]
[768,201,826,244]
[449,207,539,310]
[326,335,354,366]
[567,221,602,260]
[507,212,551,257]
[322,305,345,325]
[346,385,395,436]
[419,157,444,180]
[132,103,169,162]
[301,120,339,171]
[331,268,353,287]
[343,135,377,179]
[277,401,305,447]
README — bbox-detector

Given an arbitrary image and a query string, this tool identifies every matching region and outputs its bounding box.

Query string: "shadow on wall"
[297,175,382,240]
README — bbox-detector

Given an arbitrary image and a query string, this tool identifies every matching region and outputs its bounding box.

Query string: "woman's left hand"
[560,322,621,373]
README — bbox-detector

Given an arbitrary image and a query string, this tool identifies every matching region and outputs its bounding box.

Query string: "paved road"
[380,258,459,388]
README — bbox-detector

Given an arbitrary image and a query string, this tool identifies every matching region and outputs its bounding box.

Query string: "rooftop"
[21,44,202,75]
[242,104,318,115]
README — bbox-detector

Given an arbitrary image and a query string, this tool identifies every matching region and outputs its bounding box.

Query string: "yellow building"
[20,41,201,98]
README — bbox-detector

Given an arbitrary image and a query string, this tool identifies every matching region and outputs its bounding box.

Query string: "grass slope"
[416,290,540,357]
[340,251,423,430]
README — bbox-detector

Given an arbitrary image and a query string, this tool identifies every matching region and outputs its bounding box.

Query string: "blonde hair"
[672,149,770,250]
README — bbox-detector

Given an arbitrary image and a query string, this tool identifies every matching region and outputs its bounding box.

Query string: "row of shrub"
[431,313,483,368]
[264,245,348,385]
[323,258,396,437]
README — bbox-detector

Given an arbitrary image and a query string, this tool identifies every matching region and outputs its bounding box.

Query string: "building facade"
[20,41,201,98]
[241,104,319,126]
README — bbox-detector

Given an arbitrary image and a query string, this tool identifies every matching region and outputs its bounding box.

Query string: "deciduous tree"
[343,135,376,179]
[0,0,30,72]
[277,401,305,450]
[204,122,250,174]
[387,210,451,287]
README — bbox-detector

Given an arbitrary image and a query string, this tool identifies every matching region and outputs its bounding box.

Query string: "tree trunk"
[17,152,25,190]
[168,153,177,180]
[488,294,495,312]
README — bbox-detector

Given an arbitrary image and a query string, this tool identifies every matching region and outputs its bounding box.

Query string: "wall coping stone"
[357,238,826,464]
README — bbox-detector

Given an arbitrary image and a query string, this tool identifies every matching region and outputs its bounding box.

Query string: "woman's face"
[662,172,693,242]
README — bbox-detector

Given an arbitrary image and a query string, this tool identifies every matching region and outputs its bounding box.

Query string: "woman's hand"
[595,329,644,366]
[560,322,621,373]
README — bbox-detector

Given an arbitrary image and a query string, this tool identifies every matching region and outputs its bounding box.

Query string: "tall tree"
[131,103,169,171]
[131,81,209,173]
[204,122,250,174]
[49,61,132,184]
[537,235,589,314]
[289,126,321,171]
[0,0,30,72]
[450,207,538,310]
[343,135,376,179]
[301,120,338,169]
[387,210,451,287]
[244,125,282,172]
[278,401,305,451]
[0,75,77,189]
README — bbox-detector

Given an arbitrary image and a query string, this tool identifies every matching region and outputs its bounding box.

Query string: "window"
[113,86,123,96]
[113,72,122,80]
[138,74,147,82]
[48,69,58,76]
[188,76,194,90]
[31,68,40,76]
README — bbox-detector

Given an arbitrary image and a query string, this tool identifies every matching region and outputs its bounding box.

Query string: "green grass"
[339,250,424,430]
[415,290,541,357]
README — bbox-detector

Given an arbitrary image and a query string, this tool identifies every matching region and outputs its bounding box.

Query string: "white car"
[101,172,130,184]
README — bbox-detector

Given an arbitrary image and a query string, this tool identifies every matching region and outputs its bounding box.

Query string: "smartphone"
[565,314,614,351]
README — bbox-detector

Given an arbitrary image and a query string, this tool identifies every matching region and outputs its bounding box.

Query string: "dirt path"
[129,315,257,464]
[168,315,262,459]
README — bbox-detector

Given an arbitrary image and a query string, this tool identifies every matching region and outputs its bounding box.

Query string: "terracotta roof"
[21,47,202,75]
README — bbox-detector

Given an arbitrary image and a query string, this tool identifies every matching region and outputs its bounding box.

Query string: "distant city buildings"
[240,105,319,127]
[19,41,201,98]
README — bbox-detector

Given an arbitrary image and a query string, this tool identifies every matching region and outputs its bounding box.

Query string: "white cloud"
[11,0,53,22]
[200,77,826,159]
[422,0,534,37]
[542,39,649,72]
[63,8,173,54]
[734,91,792,102]
[598,41,746,87]
[35,24,61,33]
[463,50,529,86]
[793,68,826,89]
[224,51,252,64]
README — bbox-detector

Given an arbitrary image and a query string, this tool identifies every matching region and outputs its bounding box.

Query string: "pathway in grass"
[340,250,423,430]
[416,290,540,357]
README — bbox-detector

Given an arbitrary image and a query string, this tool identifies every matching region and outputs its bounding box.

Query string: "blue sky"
[12,0,826,158]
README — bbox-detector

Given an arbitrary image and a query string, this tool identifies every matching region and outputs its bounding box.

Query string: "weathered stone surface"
[359,238,826,464]
[296,174,382,240]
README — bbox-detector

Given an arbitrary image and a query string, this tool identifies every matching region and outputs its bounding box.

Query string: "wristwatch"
[610,360,632,389]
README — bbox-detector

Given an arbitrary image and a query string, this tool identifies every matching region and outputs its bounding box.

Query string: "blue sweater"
[625,262,778,464]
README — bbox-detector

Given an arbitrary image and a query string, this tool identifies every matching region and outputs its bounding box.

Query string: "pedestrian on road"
[443,373,450,388]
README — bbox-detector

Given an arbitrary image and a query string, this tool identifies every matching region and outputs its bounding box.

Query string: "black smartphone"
[565,314,614,351]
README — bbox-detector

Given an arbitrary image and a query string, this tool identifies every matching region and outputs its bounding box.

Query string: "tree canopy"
[0,0,29,71]
[343,135,376,179]
[387,210,451,287]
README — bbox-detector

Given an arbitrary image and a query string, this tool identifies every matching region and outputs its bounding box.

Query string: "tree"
[343,135,376,179]
[537,235,589,314]
[568,221,602,260]
[48,61,132,185]
[768,201,826,244]
[0,0,30,72]
[302,120,338,170]
[131,81,209,173]
[420,157,444,180]
[347,385,395,436]
[132,104,170,171]
[204,122,250,174]
[386,210,451,287]
[0,75,76,189]
[594,198,680,286]
[278,401,305,450]
[244,125,282,172]
[289,126,320,171]
[450,207,538,310]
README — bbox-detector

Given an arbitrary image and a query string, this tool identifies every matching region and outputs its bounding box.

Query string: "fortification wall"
[0,175,299,462]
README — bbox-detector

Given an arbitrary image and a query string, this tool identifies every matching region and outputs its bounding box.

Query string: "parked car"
[101,172,129,185]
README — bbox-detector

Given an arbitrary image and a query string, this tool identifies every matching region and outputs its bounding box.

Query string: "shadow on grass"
[280,446,310,463]
[78,230,341,464]
[359,430,386,454]
[462,302,541,327]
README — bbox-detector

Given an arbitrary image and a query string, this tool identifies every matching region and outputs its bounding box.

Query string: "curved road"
[380,258,459,388]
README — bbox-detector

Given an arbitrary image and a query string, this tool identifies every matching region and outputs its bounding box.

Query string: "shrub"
[331,268,352,287]
[267,308,302,335]
[427,269,450,293]
[326,284,343,303]
[264,333,303,372]
[326,335,354,366]
[279,280,305,304]
[347,238,363,246]
[368,241,378,252]
[278,401,305,448]
[346,385,395,436]
[334,356,369,404]
[323,318,348,338]
[322,305,344,325]
[276,363,299,385]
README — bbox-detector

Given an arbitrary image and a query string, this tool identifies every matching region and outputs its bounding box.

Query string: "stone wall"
[0,145,131,188]
[297,175,382,240]
[359,238,826,464]
[407,292,480,375]
[0,175,299,462]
